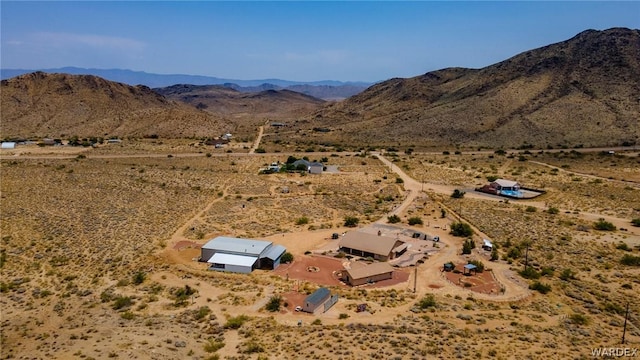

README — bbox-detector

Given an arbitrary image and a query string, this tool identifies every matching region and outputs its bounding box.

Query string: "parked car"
[433,236,440,242]
[331,233,339,240]
[295,306,303,312]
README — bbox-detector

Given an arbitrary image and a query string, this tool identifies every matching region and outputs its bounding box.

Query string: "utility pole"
[622,302,630,344]
[413,266,418,293]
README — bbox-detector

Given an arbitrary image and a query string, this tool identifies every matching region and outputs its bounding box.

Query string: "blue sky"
[1,1,638,82]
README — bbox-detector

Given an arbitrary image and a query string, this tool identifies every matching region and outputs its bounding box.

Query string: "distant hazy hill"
[0,72,232,139]
[155,84,326,134]
[0,67,371,100]
[295,28,640,149]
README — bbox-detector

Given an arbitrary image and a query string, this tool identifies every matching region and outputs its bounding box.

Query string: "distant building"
[482,239,493,251]
[200,236,286,274]
[338,231,406,262]
[302,287,338,314]
[291,159,324,174]
[1,142,16,149]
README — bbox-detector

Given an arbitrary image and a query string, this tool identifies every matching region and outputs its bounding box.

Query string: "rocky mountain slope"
[1,72,232,139]
[295,28,640,149]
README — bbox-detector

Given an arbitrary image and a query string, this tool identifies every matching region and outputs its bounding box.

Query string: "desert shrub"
[265,295,282,312]
[569,313,589,325]
[632,218,640,227]
[519,267,540,280]
[529,281,551,294]
[451,189,465,198]
[204,338,225,353]
[281,252,293,263]
[616,242,631,252]
[120,311,135,320]
[486,175,499,182]
[311,319,322,325]
[387,215,401,224]
[525,206,537,213]
[490,246,499,261]
[603,302,625,315]
[240,339,264,354]
[461,238,476,255]
[344,216,359,227]
[295,216,309,225]
[395,177,404,184]
[112,296,133,310]
[620,254,640,266]
[339,313,349,319]
[594,218,616,231]
[255,148,266,153]
[540,267,555,277]
[407,217,423,225]
[450,222,473,237]
[224,315,250,329]
[194,306,211,321]
[547,207,559,215]
[559,268,576,281]
[133,271,146,285]
[418,294,436,309]
[174,285,197,306]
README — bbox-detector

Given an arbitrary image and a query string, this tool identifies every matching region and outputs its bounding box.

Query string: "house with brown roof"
[342,262,394,286]
[338,231,406,261]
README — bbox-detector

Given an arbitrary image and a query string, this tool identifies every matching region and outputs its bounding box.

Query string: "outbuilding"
[343,262,394,286]
[1,142,16,149]
[200,236,286,274]
[302,287,338,314]
[482,239,493,251]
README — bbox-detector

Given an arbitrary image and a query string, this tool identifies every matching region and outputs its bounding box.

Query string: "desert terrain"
[1,137,639,360]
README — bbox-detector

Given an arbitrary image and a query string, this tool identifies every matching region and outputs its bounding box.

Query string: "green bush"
[344,216,359,227]
[133,271,146,285]
[568,313,589,325]
[632,218,640,227]
[265,295,282,312]
[194,306,211,321]
[519,267,541,280]
[594,218,616,231]
[281,252,293,263]
[621,254,640,266]
[295,216,309,225]
[486,175,499,182]
[559,268,576,281]
[387,215,401,224]
[395,177,404,184]
[451,189,465,198]
[339,313,349,319]
[418,294,436,309]
[450,222,473,237]
[547,207,559,215]
[311,319,322,325]
[224,315,250,329]
[462,238,475,255]
[204,338,225,353]
[407,217,423,225]
[529,281,551,294]
[525,206,537,213]
[616,242,631,251]
[112,296,133,310]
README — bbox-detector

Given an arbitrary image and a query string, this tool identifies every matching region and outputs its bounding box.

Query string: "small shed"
[443,262,455,272]
[463,264,478,275]
[303,287,338,314]
[1,142,16,149]
[309,162,324,174]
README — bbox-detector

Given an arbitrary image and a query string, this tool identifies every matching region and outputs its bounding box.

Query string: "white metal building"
[201,236,286,274]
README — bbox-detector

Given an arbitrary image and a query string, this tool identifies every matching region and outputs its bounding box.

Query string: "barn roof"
[202,236,272,256]
[262,244,286,260]
[207,253,257,267]
[305,287,330,305]
[345,262,394,280]
[339,231,403,257]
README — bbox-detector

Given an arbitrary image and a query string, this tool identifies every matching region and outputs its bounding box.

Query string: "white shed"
[1,142,16,149]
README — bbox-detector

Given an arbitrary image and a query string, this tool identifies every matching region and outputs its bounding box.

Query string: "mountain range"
[291,27,640,149]
[1,28,638,149]
[0,67,370,101]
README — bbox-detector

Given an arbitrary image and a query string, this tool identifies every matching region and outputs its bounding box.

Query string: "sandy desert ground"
[1,141,639,359]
